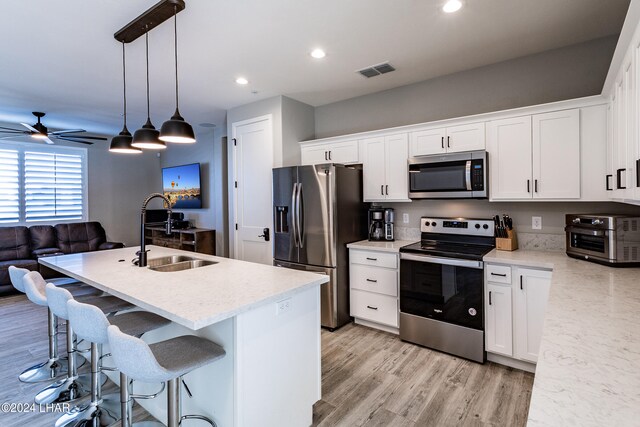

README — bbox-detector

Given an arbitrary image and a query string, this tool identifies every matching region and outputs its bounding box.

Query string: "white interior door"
[233,115,274,264]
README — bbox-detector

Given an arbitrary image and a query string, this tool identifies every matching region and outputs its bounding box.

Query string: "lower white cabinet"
[349,248,400,331]
[514,268,552,363]
[485,283,513,356]
[485,263,552,366]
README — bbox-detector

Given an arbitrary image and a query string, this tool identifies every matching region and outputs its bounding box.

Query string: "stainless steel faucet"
[138,193,173,267]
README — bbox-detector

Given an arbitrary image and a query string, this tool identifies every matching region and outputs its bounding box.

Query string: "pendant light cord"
[174,5,179,110]
[145,28,151,119]
[122,41,127,128]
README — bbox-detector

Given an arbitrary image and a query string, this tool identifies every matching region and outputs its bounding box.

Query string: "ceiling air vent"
[357,62,396,78]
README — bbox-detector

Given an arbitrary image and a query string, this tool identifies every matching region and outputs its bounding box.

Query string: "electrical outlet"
[532,216,542,230]
[276,298,292,315]
[402,213,409,224]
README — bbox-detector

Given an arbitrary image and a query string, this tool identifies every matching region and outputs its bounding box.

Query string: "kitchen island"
[39,245,329,427]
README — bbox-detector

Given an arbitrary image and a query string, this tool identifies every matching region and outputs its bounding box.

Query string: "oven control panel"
[420,217,495,237]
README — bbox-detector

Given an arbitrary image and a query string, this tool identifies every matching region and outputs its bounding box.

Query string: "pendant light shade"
[110,42,141,154]
[159,5,195,144]
[132,29,165,150]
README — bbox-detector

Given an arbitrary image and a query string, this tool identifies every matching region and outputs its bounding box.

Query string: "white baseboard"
[487,352,536,373]
[354,318,399,335]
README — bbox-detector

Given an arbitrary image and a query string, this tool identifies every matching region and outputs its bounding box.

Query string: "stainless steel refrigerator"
[273,164,366,330]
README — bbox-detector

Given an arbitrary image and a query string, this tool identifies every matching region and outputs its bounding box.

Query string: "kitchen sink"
[147,256,218,272]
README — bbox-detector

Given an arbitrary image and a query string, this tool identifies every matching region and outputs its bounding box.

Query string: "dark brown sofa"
[0,222,123,296]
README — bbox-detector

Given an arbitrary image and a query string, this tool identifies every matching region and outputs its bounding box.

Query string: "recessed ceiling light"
[310,49,326,59]
[442,0,462,13]
[235,77,249,85]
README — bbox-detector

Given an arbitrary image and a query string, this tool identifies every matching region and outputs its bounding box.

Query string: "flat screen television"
[162,163,202,209]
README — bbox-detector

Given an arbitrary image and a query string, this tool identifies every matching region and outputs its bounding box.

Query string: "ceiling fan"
[0,112,107,145]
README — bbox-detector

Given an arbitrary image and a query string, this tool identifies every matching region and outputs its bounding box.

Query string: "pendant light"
[159,5,195,144]
[132,28,165,149]
[110,42,141,153]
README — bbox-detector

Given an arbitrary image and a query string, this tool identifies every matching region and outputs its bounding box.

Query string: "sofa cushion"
[0,259,38,288]
[55,222,107,254]
[33,248,64,257]
[29,225,57,252]
[0,227,30,261]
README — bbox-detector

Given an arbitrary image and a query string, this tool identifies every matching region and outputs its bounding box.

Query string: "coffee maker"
[368,207,394,241]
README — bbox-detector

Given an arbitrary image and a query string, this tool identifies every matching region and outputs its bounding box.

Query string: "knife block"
[496,229,518,251]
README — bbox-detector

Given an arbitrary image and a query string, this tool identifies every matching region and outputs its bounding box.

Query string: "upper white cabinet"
[409,122,485,156]
[361,133,410,202]
[488,109,581,200]
[532,109,580,199]
[513,268,552,363]
[300,140,358,165]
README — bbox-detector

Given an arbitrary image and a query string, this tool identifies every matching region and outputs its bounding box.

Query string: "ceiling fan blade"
[20,123,39,133]
[56,135,107,141]
[55,136,94,145]
[0,126,25,132]
[43,136,55,144]
[50,129,86,135]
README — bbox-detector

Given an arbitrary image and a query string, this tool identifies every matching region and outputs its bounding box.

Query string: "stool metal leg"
[54,343,120,427]
[19,308,67,383]
[34,322,91,405]
[167,378,180,427]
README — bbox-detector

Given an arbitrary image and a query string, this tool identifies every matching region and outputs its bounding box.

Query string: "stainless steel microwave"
[408,151,488,199]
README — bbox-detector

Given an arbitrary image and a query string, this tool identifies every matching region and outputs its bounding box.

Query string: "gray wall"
[315,35,619,138]
[159,127,228,257]
[281,96,315,167]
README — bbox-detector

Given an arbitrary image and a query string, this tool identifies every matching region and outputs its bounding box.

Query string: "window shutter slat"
[0,149,20,223]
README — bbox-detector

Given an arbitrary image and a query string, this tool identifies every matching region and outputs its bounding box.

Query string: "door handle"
[606,174,613,191]
[296,183,304,248]
[291,183,298,247]
[258,227,270,242]
[617,168,626,189]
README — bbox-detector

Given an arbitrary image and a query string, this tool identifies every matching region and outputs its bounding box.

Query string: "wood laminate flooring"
[0,293,534,427]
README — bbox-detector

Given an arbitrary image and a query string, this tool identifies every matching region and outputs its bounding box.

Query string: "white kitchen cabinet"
[513,268,552,363]
[488,110,581,200]
[349,248,400,332]
[487,116,533,200]
[361,133,409,202]
[409,122,484,156]
[485,282,513,357]
[300,140,358,165]
[532,109,580,199]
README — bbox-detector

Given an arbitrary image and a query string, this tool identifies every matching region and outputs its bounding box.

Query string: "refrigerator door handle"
[297,182,304,248]
[291,182,298,247]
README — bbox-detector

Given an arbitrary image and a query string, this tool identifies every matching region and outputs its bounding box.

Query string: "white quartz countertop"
[483,249,640,426]
[346,239,416,253]
[39,246,328,330]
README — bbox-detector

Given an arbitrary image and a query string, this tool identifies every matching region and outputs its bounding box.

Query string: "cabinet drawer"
[350,264,397,296]
[350,250,397,269]
[485,264,512,284]
[350,289,398,327]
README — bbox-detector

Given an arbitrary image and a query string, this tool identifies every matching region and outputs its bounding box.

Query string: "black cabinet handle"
[606,174,613,191]
[527,179,530,193]
[637,160,640,188]
[381,185,384,196]
[328,151,332,161]
[366,305,378,310]
[447,136,450,148]
[534,179,538,193]
[385,185,389,195]
[324,151,328,161]
[491,272,507,277]
[366,279,377,283]
[617,168,626,189]
[520,275,523,290]
[489,291,492,305]
[441,137,444,149]
[366,257,378,261]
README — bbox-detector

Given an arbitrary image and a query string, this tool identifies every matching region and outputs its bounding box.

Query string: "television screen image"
[162,163,202,209]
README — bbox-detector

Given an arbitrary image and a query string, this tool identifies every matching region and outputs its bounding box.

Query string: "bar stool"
[107,325,225,427]
[55,298,172,427]
[12,268,102,383]
[29,274,133,405]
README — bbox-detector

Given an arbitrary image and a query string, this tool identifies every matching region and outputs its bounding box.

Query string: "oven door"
[399,253,484,330]
[408,151,487,199]
[565,226,612,260]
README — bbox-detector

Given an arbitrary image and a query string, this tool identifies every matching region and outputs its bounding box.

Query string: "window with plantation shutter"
[0,148,20,223]
[0,141,86,225]
[24,151,84,222]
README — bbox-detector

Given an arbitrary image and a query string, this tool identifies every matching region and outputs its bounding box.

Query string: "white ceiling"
[0,0,630,137]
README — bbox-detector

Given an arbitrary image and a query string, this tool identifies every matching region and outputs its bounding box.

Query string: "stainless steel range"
[399,217,495,363]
